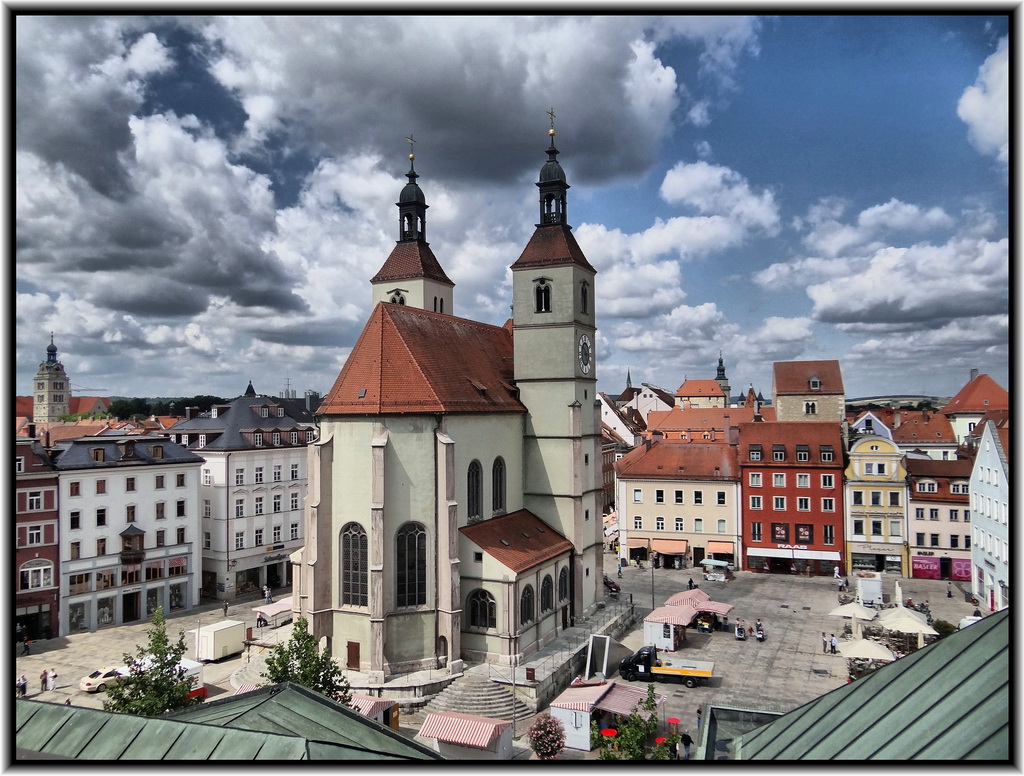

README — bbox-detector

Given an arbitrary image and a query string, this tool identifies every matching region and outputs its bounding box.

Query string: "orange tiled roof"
[890,411,955,444]
[736,419,844,449]
[370,241,453,285]
[320,303,525,415]
[613,441,739,481]
[459,510,572,573]
[15,397,33,417]
[646,405,775,433]
[510,223,596,271]
[772,360,844,395]
[70,396,111,414]
[940,373,1008,415]
[674,379,725,397]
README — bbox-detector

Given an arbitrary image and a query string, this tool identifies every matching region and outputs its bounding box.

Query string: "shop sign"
[777,544,808,550]
[912,556,940,579]
[121,586,141,594]
[263,553,287,563]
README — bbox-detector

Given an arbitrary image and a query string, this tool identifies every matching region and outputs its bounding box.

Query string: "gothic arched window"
[340,523,368,606]
[541,575,554,613]
[396,522,427,607]
[467,588,496,629]
[520,585,535,626]
[467,460,482,521]
[558,567,569,601]
[580,281,589,314]
[534,280,551,313]
[390,293,406,305]
[491,457,506,514]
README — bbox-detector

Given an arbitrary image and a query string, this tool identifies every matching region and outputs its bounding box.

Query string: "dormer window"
[261,407,269,418]
[534,279,551,313]
[278,407,284,417]
[152,445,163,460]
[390,292,406,305]
[211,408,218,419]
[809,377,821,390]
[92,448,105,463]
[254,432,263,447]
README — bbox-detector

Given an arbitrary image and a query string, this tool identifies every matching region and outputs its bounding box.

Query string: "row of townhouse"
[613,419,984,583]
[14,386,316,638]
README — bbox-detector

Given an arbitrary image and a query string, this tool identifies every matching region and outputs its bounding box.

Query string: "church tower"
[511,118,603,617]
[370,141,455,314]
[715,351,731,403]
[33,334,70,423]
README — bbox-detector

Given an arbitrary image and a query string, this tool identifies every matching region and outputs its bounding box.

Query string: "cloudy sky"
[14,14,1009,404]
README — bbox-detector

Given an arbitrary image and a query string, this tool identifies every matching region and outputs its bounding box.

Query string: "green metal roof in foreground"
[733,609,1009,761]
[16,683,442,761]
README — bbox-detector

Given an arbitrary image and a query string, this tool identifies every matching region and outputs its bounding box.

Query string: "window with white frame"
[254,497,264,515]
[951,482,968,494]
[291,464,299,480]
[655,489,664,503]
[255,528,264,546]
[273,432,281,445]
[273,465,282,482]
[918,481,937,493]
[27,491,42,511]
[273,494,282,513]
[852,491,864,506]
[797,497,810,511]
[235,531,245,550]
[290,492,300,511]
[889,520,902,537]
[717,519,726,533]
[949,509,959,521]
[870,492,882,506]
[797,473,810,488]
[889,491,900,506]
[291,522,299,540]
[773,449,785,462]
[273,525,282,542]
[27,525,42,544]
[203,499,211,518]
[675,517,684,531]
[203,468,212,485]
[773,496,786,510]
[674,490,683,504]
[16,457,24,473]
[822,497,835,511]
[820,448,834,462]
[717,491,726,505]
[198,434,206,447]
[823,525,834,545]
[656,517,665,530]
[290,431,299,444]
[773,473,785,488]
[693,491,703,505]
[749,448,762,461]
[750,522,762,542]
[633,516,642,530]
[633,489,642,503]
[821,474,834,488]
[19,560,53,590]
[750,495,762,509]
[261,407,269,418]
[915,507,925,520]
[204,531,211,549]
[693,518,703,532]
[255,466,264,484]
[235,468,244,485]
[235,499,245,518]
[749,472,762,487]
[254,432,263,446]
[871,520,883,536]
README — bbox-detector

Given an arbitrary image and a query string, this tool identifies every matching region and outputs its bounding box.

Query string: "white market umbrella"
[894,580,903,606]
[880,604,927,625]
[829,601,878,639]
[882,614,938,649]
[700,559,729,567]
[838,638,896,662]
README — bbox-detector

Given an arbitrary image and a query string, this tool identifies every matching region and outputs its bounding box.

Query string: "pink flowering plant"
[527,713,566,760]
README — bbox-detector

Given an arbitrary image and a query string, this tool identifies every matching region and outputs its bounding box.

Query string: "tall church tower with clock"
[511,120,603,616]
[33,334,71,423]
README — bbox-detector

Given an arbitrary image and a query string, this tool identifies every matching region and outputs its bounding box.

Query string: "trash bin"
[667,717,679,736]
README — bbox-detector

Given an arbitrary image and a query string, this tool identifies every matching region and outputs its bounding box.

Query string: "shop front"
[650,539,689,571]
[850,542,905,576]
[706,541,735,568]
[911,554,972,581]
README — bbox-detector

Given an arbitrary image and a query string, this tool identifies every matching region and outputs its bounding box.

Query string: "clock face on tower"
[578,334,593,374]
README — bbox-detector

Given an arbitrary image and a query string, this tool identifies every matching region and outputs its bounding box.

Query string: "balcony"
[119,548,146,565]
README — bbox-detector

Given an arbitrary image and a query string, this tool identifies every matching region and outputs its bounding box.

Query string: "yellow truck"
[618,646,715,688]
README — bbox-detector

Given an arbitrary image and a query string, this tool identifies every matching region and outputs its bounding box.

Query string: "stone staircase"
[419,671,532,722]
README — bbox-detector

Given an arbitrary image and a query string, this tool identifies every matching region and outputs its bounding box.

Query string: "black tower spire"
[537,108,569,226]
[398,135,427,242]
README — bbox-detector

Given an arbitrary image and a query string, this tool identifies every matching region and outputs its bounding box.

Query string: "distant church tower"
[370,139,455,314]
[511,117,603,617]
[33,334,70,423]
[715,352,731,402]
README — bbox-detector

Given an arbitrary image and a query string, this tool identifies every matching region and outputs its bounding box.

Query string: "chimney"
[893,410,901,429]
[185,406,199,421]
[27,423,36,439]
[970,368,979,381]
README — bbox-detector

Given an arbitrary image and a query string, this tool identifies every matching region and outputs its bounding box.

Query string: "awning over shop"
[594,683,666,716]
[644,605,700,626]
[746,547,794,559]
[350,694,398,718]
[663,589,732,617]
[627,538,651,548]
[706,541,734,554]
[664,589,711,607]
[253,595,294,620]
[650,539,688,554]
[418,711,510,748]
[696,601,734,616]
[793,549,842,561]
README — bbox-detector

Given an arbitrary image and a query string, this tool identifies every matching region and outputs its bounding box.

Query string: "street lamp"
[648,538,655,610]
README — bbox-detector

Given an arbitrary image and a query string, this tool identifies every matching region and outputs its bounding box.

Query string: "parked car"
[78,665,129,693]
[603,574,621,597]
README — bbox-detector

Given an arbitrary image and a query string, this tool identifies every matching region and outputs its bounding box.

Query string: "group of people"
[20,669,58,696]
[822,632,839,654]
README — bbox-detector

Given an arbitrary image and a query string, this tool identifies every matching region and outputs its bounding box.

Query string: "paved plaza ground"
[14,560,982,760]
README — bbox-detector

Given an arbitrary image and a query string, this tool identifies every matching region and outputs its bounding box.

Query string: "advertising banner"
[911,556,940,579]
[951,558,972,580]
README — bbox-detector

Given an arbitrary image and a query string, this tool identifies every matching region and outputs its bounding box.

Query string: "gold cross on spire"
[405,134,415,160]
[547,108,556,136]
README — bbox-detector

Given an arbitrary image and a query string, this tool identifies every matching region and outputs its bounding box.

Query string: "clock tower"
[511,120,603,617]
[33,334,71,423]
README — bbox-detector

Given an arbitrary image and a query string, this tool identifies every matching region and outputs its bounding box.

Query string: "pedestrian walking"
[21,639,31,656]
[680,730,694,760]
[222,600,229,617]
[833,565,841,579]
[687,577,694,590]
[16,623,23,643]
[16,675,26,697]
[64,699,72,706]
[822,632,828,653]
[947,581,953,598]
[39,669,48,693]
[46,669,57,691]
[830,634,838,655]
[696,705,702,729]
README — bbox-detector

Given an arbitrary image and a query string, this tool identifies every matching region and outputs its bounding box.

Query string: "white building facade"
[969,419,1008,611]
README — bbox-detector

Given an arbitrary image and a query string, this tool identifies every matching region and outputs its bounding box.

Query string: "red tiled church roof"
[940,373,1008,415]
[614,441,739,480]
[460,510,572,573]
[510,223,596,272]
[772,360,844,395]
[370,241,453,285]
[674,379,725,397]
[319,303,525,415]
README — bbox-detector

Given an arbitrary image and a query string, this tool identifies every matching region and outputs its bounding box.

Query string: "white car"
[78,665,129,693]
[957,615,983,631]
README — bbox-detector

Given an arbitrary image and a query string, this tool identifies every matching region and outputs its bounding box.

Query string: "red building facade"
[16,437,61,639]
[738,421,846,576]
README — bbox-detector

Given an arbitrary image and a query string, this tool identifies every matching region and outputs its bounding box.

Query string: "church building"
[294,126,604,682]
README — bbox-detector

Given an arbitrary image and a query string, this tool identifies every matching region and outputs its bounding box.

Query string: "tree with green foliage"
[103,607,201,716]
[261,617,351,704]
[590,684,678,760]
